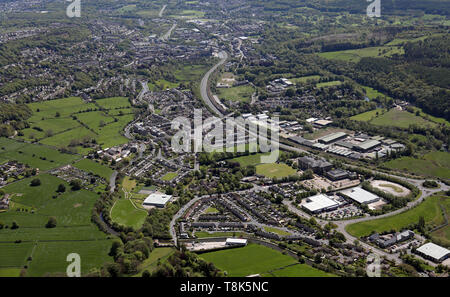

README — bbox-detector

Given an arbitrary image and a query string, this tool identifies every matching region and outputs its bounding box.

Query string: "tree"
[418,216,425,233]
[70,179,82,191]
[11,221,19,229]
[45,217,57,228]
[57,184,66,193]
[30,178,41,187]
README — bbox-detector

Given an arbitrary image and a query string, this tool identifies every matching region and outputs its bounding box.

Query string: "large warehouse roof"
[143,193,172,207]
[340,187,380,204]
[319,132,347,143]
[416,243,450,261]
[303,194,338,213]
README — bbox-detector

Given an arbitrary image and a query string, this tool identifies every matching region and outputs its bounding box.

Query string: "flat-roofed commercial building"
[340,187,380,205]
[142,193,172,208]
[302,194,339,214]
[354,139,381,152]
[415,242,450,263]
[318,132,347,144]
[225,238,248,246]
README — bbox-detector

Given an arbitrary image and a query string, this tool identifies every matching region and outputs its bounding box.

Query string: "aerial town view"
[0,0,449,288]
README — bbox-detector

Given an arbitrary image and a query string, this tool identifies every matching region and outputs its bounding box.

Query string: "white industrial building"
[142,193,172,208]
[340,187,380,205]
[302,194,339,214]
[415,242,450,263]
[225,238,248,246]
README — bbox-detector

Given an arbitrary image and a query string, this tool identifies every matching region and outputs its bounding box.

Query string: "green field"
[110,198,147,230]
[230,152,276,167]
[255,163,297,178]
[18,97,134,154]
[218,85,254,103]
[148,79,180,91]
[263,226,291,236]
[383,152,450,179]
[134,247,175,276]
[361,86,392,100]
[262,263,336,277]
[350,108,386,122]
[290,75,321,85]
[316,81,342,88]
[318,46,404,63]
[199,243,330,277]
[73,159,114,180]
[161,172,178,181]
[204,207,219,214]
[0,138,79,171]
[0,174,113,276]
[369,108,437,129]
[346,194,449,238]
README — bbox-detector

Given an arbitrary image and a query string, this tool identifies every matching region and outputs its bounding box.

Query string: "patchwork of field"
[199,243,333,277]
[0,138,79,171]
[383,152,450,180]
[0,174,113,276]
[318,46,404,63]
[346,194,450,238]
[255,163,297,178]
[17,97,134,154]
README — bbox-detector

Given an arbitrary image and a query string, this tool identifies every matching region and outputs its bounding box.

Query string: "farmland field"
[0,138,79,171]
[346,194,449,238]
[369,108,437,129]
[255,163,297,178]
[0,174,113,276]
[383,152,450,179]
[74,158,114,180]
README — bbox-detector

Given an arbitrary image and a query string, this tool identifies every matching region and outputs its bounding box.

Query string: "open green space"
[218,85,254,103]
[110,198,147,230]
[73,158,114,180]
[255,163,297,178]
[161,172,178,181]
[0,138,78,171]
[316,81,342,88]
[350,108,386,122]
[290,75,321,84]
[369,108,437,129]
[134,247,175,276]
[383,152,450,179]
[262,263,336,277]
[318,46,404,63]
[230,152,276,167]
[199,243,330,277]
[0,174,113,276]
[346,194,449,238]
[263,226,291,236]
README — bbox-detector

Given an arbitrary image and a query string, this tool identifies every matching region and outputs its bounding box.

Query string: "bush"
[45,217,57,228]
[30,178,41,187]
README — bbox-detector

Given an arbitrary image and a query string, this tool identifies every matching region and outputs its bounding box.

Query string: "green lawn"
[204,207,219,214]
[290,75,321,85]
[230,152,276,167]
[263,226,291,236]
[0,138,79,171]
[255,163,297,178]
[161,172,178,181]
[110,198,147,230]
[383,152,450,179]
[263,263,336,277]
[74,159,114,180]
[316,81,342,88]
[350,109,385,122]
[218,85,254,103]
[346,194,449,238]
[199,243,298,277]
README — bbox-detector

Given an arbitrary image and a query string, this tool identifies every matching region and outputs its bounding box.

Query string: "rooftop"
[416,243,450,260]
[340,187,380,204]
[303,194,339,212]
